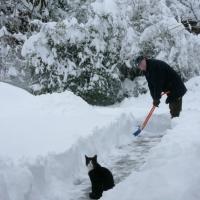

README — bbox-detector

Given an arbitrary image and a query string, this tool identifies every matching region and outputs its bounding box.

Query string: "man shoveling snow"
[130,55,187,118]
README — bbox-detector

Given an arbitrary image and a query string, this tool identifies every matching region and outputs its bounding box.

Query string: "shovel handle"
[141,106,156,130]
[140,91,170,131]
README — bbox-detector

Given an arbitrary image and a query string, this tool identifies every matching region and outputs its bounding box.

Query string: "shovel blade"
[133,128,142,136]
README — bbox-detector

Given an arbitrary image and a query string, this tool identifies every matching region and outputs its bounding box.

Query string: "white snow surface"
[0,76,200,200]
[91,0,119,16]
[0,83,123,160]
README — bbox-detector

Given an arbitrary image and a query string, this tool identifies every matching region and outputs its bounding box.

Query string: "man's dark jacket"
[144,59,187,103]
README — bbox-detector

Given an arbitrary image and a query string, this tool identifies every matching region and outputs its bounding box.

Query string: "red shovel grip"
[140,91,170,131]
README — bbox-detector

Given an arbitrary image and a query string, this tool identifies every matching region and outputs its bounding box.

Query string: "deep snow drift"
[0,83,126,160]
[0,76,200,200]
[102,78,200,200]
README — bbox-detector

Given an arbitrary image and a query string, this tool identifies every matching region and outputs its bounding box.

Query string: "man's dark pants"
[169,97,182,118]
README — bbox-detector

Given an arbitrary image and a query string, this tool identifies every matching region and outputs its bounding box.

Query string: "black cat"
[85,155,115,199]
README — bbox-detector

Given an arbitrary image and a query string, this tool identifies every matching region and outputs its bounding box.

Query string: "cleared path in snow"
[72,114,171,200]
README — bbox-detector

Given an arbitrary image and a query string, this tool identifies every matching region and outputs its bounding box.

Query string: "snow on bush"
[22,13,124,105]
[1,0,200,104]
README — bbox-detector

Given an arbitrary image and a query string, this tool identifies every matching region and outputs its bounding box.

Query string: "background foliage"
[1,0,200,105]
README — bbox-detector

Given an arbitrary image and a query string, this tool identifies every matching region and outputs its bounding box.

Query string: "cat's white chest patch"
[87,161,94,172]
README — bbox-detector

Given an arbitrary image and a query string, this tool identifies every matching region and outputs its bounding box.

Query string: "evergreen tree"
[1,0,200,104]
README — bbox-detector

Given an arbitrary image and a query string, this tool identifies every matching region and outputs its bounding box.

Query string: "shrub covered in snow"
[1,0,200,105]
[22,14,124,105]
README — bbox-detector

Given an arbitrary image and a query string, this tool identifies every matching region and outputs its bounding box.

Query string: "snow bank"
[0,81,137,199]
[0,112,135,200]
[0,82,124,160]
[101,77,200,200]
[0,80,158,200]
[1,76,200,200]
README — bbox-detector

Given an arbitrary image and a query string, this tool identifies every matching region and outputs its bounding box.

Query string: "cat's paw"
[89,192,102,199]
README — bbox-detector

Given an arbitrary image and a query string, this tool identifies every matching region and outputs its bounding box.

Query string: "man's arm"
[147,81,154,99]
[151,64,165,101]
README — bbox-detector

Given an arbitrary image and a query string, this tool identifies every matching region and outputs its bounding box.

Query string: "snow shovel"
[133,92,169,136]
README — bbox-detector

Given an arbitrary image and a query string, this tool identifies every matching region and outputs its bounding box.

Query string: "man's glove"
[153,99,160,107]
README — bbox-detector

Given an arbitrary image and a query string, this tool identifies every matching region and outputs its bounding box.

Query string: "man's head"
[130,55,147,71]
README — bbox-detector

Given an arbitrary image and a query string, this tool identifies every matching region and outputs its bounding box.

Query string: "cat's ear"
[85,155,88,159]
[94,155,97,160]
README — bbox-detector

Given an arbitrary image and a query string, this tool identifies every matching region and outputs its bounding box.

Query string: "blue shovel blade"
[133,128,142,136]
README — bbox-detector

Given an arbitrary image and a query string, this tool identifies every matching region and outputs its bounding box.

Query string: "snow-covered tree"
[22,13,124,105]
[1,0,200,104]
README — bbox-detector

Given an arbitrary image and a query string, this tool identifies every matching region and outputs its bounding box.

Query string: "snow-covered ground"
[0,76,200,200]
[102,77,200,200]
